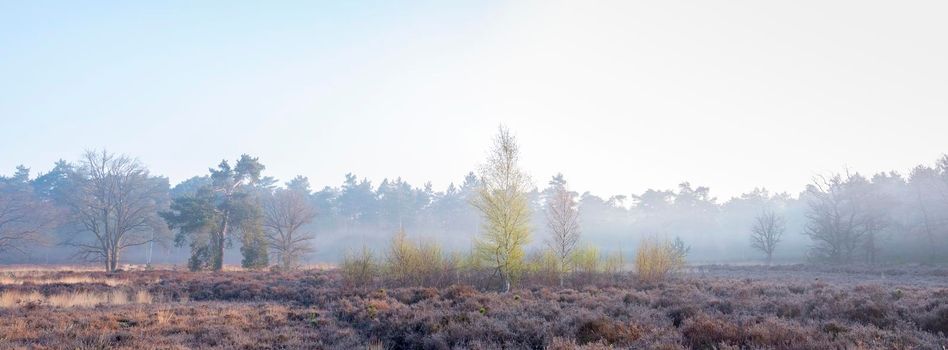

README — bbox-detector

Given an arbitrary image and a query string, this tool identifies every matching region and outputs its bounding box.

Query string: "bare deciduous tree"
[803,174,861,263]
[544,174,579,286]
[908,165,945,262]
[65,150,169,272]
[803,172,888,264]
[262,186,316,270]
[750,210,785,265]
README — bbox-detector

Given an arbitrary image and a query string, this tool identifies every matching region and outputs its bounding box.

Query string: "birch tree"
[471,126,532,292]
[544,173,580,286]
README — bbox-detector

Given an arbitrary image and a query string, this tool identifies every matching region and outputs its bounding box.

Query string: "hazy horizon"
[3,1,947,199]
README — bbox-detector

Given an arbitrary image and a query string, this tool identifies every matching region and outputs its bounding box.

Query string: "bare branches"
[63,150,169,272]
[802,172,890,264]
[262,187,316,270]
[544,174,580,286]
[472,126,532,292]
[0,183,54,256]
[750,210,785,265]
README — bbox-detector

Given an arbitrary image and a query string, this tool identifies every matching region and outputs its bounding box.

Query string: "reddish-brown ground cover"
[0,265,946,349]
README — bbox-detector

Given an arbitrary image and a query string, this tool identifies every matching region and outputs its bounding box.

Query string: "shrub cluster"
[341,232,632,290]
[634,237,686,283]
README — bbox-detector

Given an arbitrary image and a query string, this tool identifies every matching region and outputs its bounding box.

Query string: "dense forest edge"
[1,127,947,273]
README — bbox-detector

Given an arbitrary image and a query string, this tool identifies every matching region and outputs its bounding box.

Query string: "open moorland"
[0,264,946,350]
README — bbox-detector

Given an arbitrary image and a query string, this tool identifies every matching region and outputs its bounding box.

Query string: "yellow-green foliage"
[602,250,624,275]
[473,181,531,289]
[570,245,601,275]
[526,249,560,283]
[472,127,532,292]
[458,247,483,271]
[341,246,378,288]
[384,230,456,286]
[634,237,685,283]
[386,229,417,282]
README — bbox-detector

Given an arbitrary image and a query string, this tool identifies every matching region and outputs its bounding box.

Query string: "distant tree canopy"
[3,144,948,268]
[0,166,54,256]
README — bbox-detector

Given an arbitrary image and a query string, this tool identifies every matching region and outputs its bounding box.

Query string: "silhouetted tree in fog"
[63,151,170,272]
[263,176,317,270]
[0,166,54,256]
[750,210,785,265]
[802,172,889,264]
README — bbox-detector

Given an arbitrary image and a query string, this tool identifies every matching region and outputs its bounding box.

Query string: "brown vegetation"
[0,265,944,349]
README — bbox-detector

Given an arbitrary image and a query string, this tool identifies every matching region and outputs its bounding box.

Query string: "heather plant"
[1,265,946,348]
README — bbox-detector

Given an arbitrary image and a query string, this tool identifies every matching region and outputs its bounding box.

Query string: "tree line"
[1,130,947,274]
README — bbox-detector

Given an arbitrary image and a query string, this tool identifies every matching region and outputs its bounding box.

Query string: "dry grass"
[0,265,106,274]
[299,263,336,270]
[0,264,156,273]
[0,274,129,286]
[155,307,175,326]
[0,267,946,348]
[0,290,153,308]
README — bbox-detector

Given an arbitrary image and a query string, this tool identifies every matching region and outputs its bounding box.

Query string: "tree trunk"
[213,231,225,271]
[214,214,229,271]
[109,249,119,272]
[282,252,292,271]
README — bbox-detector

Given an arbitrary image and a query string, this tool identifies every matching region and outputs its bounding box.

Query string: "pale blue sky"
[2,1,947,199]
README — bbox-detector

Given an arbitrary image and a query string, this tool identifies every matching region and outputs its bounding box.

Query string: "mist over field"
[2,1,948,349]
[2,1,948,268]
[3,152,948,267]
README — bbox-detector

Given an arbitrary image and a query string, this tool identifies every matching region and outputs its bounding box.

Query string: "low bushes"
[922,305,948,335]
[340,246,379,288]
[635,237,686,283]
[341,231,631,290]
[0,266,946,348]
